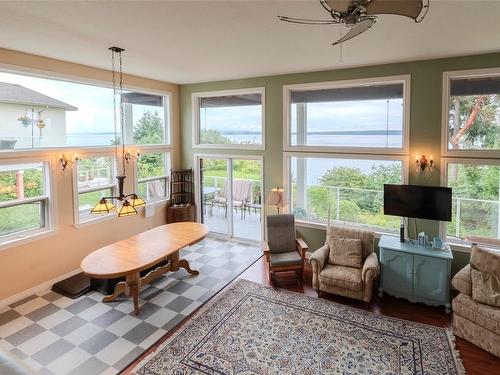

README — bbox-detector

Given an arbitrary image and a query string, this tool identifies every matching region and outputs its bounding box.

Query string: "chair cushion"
[326,224,374,259]
[452,264,472,296]
[470,245,500,277]
[471,268,500,308]
[320,264,363,291]
[270,251,302,267]
[452,293,500,336]
[328,237,362,268]
[267,214,296,253]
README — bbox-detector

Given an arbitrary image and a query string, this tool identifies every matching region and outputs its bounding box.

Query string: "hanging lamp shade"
[117,200,138,217]
[90,198,115,214]
[130,194,146,208]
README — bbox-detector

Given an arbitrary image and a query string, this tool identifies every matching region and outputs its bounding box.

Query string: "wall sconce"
[125,149,140,163]
[416,154,433,173]
[59,154,79,170]
[266,187,286,214]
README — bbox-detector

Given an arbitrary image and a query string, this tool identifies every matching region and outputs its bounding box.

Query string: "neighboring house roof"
[0,82,78,111]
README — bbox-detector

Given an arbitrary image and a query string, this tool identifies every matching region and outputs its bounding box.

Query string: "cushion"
[470,245,500,277]
[326,224,374,259]
[452,293,500,336]
[267,214,296,254]
[471,268,500,308]
[320,264,363,291]
[328,237,362,268]
[270,251,302,267]
[452,264,472,296]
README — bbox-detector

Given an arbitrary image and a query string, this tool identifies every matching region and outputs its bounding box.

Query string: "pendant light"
[90,47,145,217]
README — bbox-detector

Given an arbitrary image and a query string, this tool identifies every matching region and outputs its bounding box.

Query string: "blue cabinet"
[378,235,453,313]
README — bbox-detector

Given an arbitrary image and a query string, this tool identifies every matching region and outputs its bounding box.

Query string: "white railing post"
[336,187,340,221]
[455,198,461,238]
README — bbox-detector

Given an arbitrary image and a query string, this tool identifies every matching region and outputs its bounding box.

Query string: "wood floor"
[123,257,500,374]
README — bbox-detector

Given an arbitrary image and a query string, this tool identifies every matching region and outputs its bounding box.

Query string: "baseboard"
[0,268,81,308]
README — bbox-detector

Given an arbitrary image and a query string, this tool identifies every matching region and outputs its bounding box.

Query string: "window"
[443,70,500,155]
[287,155,404,232]
[137,152,170,202]
[0,70,170,150]
[74,156,115,224]
[444,160,500,247]
[284,76,409,153]
[0,162,51,244]
[192,88,265,148]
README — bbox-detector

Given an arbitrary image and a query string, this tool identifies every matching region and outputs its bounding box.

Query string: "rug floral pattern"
[132,279,464,375]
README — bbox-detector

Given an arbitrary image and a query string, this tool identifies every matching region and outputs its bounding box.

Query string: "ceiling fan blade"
[332,16,377,45]
[278,16,338,25]
[364,0,429,22]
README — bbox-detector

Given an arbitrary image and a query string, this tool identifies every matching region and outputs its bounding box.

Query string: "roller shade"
[291,83,404,103]
[450,77,500,96]
[122,92,163,106]
[200,93,261,108]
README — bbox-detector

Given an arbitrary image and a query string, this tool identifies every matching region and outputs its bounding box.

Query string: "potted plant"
[17,115,30,126]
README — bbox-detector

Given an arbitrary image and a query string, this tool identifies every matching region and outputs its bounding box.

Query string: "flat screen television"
[384,184,452,222]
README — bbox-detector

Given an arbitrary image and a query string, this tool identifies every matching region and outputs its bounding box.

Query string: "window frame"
[282,75,411,155]
[0,65,174,152]
[441,67,500,158]
[191,87,266,150]
[283,151,409,232]
[135,150,171,204]
[440,156,500,251]
[0,158,54,249]
[72,153,117,227]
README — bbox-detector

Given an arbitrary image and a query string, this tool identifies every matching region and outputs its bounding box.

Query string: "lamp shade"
[266,188,286,208]
[90,198,115,214]
[118,200,138,217]
[130,194,146,208]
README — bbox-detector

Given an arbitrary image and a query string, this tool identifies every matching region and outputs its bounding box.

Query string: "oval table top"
[81,222,209,279]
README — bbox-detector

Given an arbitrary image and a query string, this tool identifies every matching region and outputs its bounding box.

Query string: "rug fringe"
[446,328,466,375]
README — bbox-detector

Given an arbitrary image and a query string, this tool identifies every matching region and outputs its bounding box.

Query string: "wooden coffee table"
[81,222,209,315]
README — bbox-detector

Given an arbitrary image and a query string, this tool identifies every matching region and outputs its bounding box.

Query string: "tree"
[133,110,164,144]
[200,129,230,145]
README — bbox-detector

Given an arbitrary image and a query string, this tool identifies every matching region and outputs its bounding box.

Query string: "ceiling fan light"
[118,200,138,217]
[130,194,146,208]
[90,198,115,214]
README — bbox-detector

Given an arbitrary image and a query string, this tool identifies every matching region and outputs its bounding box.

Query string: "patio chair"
[212,179,252,219]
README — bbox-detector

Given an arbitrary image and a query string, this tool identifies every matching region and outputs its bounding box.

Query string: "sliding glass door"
[198,156,262,242]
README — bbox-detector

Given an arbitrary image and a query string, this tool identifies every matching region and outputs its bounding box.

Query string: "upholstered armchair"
[263,214,308,286]
[310,224,379,305]
[452,245,499,357]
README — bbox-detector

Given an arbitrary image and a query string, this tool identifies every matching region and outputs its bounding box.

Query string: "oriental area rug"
[131,279,464,375]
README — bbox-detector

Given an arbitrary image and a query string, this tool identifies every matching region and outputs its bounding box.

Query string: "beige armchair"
[310,224,379,305]
[452,245,499,357]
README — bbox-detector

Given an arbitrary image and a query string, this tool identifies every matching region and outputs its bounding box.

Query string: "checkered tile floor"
[0,236,261,374]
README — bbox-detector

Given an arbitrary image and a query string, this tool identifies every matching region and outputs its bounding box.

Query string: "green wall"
[180,52,500,275]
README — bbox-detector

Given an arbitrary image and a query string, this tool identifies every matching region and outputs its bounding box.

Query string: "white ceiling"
[0,0,499,84]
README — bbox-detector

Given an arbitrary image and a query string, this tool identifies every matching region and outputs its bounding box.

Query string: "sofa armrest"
[362,252,380,282]
[310,245,329,271]
[296,238,308,258]
[452,264,472,296]
[263,241,270,262]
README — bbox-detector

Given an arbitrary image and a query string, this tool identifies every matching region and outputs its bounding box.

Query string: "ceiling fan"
[278,0,429,45]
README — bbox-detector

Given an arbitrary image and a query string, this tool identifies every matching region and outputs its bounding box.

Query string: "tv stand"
[378,234,453,313]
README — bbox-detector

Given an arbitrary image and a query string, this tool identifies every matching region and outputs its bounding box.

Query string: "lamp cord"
[111,50,119,172]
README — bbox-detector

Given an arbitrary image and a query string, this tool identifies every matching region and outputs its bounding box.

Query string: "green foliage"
[200,129,231,144]
[133,110,164,144]
[138,153,164,180]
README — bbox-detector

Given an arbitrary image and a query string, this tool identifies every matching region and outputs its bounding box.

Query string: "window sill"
[0,229,56,252]
[74,213,116,229]
[192,143,265,151]
[295,219,398,239]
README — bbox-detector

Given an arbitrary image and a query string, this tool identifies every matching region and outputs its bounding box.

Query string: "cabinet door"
[382,249,413,296]
[413,255,447,303]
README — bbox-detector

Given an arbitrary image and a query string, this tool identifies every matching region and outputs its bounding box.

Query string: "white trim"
[441,67,500,158]
[193,153,264,243]
[135,150,171,204]
[282,75,411,155]
[0,268,80,308]
[282,152,409,233]
[191,87,266,150]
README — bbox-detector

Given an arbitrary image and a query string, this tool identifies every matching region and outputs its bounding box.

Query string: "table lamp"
[266,187,285,214]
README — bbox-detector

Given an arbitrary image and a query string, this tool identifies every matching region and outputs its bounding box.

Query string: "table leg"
[126,273,140,315]
[168,250,199,275]
[102,281,127,303]
[179,259,199,275]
